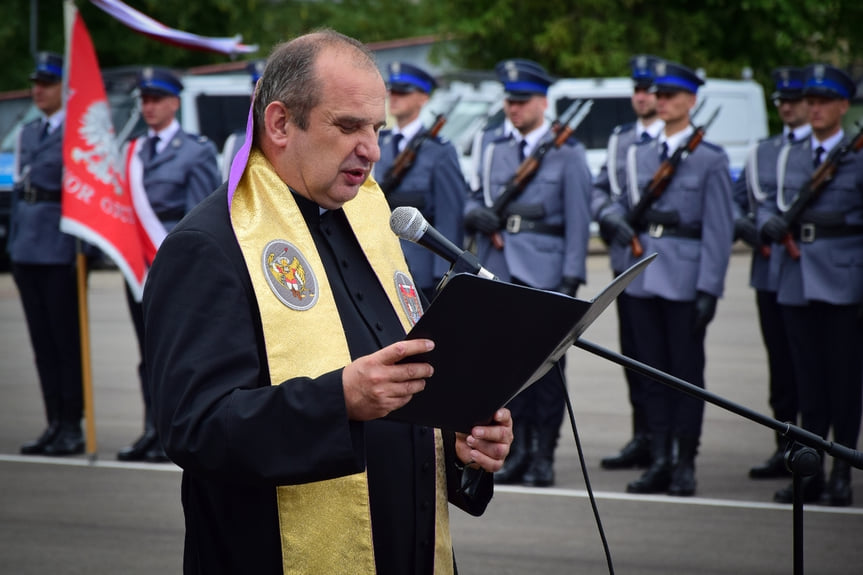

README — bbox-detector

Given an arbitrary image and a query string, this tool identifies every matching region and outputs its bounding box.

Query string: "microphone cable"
[557,361,615,574]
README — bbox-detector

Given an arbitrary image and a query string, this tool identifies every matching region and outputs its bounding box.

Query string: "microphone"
[389,206,497,280]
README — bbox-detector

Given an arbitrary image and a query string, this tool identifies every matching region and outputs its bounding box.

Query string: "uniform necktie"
[787,132,795,142]
[518,139,527,163]
[39,121,50,141]
[660,142,669,162]
[148,136,160,158]
[640,131,651,143]
[813,145,824,168]
[392,133,403,157]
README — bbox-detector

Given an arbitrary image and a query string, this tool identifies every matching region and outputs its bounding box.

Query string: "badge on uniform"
[262,239,318,310]
[394,271,423,326]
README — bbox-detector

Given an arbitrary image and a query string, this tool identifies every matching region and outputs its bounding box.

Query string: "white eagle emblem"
[70,100,124,195]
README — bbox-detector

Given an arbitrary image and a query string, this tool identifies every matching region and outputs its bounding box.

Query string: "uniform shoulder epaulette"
[428,133,450,146]
[380,128,393,138]
[614,122,637,136]
[24,117,42,130]
[699,140,725,154]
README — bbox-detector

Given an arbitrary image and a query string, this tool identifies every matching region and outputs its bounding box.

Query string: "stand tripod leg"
[787,444,820,575]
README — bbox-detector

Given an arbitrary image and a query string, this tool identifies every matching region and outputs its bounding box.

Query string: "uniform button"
[375,322,384,331]
[323,226,332,236]
[340,259,348,268]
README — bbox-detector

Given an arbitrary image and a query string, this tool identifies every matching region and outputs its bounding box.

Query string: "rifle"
[627,106,721,258]
[379,96,461,195]
[760,123,863,260]
[488,98,594,249]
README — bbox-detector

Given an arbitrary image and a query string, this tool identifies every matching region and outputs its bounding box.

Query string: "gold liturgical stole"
[230,149,453,574]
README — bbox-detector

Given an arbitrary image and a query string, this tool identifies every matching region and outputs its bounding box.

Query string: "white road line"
[3,453,861,516]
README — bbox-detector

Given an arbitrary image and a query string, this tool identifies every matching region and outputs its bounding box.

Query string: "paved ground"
[1,251,861,574]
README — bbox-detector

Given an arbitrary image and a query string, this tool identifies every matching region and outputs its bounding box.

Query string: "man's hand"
[555,276,580,298]
[760,215,789,244]
[599,213,636,247]
[454,408,513,473]
[464,207,501,234]
[734,216,759,247]
[693,290,717,332]
[342,339,434,421]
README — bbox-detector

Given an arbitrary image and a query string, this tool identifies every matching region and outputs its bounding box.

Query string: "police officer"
[594,55,665,471]
[734,67,809,480]
[760,64,863,507]
[10,52,86,456]
[374,62,468,302]
[221,60,264,182]
[117,67,221,462]
[603,61,734,496]
[464,59,592,486]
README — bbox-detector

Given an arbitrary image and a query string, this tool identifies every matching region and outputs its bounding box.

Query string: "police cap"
[29,52,63,84]
[651,60,705,94]
[771,67,805,101]
[802,64,856,100]
[137,67,184,97]
[387,62,437,94]
[495,59,554,102]
[630,55,661,89]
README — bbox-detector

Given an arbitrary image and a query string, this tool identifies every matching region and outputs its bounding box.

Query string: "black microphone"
[389,206,497,280]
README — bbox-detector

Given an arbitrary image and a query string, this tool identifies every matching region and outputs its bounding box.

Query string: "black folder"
[386,254,656,432]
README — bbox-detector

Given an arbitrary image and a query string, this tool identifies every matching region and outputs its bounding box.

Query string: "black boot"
[20,421,60,455]
[600,433,651,470]
[626,432,671,494]
[43,421,85,456]
[749,434,791,479]
[820,459,853,507]
[117,425,158,462]
[495,424,532,484]
[522,427,558,487]
[668,435,698,496]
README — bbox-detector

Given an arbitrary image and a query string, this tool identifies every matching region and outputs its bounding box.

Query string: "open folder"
[386,253,656,432]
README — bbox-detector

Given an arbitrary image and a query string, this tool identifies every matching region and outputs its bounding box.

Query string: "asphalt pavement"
[1,251,861,574]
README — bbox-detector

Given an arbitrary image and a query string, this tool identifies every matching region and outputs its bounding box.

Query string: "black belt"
[18,187,61,204]
[643,222,702,239]
[156,208,185,222]
[504,214,564,236]
[793,223,863,242]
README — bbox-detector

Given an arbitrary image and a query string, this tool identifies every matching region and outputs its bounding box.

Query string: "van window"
[194,94,251,151]
[554,97,635,150]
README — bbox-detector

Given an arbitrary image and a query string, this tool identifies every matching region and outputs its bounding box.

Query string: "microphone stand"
[573,337,863,575]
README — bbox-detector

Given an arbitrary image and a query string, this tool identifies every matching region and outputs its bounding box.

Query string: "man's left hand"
[455,408,513,473]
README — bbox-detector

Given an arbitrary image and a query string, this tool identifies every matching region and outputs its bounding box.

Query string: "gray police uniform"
[761,134,863,452]
[126,129,220,438]
[9,116,84,436]
[733,133,800,442]
[375,127,467,299]
[614,134,734,436]
[468,130,592,288]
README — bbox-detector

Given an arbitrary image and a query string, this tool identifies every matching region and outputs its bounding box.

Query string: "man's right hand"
[464,207,501,234]
[599,213,636,247]
[760,215,789,243]
[342,339,434,421]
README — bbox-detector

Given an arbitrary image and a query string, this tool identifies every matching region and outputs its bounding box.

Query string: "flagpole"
[65,0,98,461]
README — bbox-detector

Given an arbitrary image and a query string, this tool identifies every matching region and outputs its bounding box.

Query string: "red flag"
[60,8,161,301]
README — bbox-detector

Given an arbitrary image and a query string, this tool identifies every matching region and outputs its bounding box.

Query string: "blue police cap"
[803,64,856,100]
[29,52,63,83]
[630,55,661,88]
[771,67,805,100]
[495,59,555,101]
[387,62,437,94]
[137,67,184,97]
[246,60,265,87]
[651,60,704,94]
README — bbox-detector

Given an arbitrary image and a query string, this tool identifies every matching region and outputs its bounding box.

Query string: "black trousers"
[781,301,863,450]
[125,283,152,429]
[755,289,798,426]
[616,290,651,431]
[12,262,83,425]
[626,295,706,438]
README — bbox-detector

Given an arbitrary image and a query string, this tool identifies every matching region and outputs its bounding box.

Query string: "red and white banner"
[61,3,160,301]
[89,0,258,55]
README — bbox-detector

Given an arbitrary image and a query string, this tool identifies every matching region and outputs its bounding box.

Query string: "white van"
[546,76,769,180]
